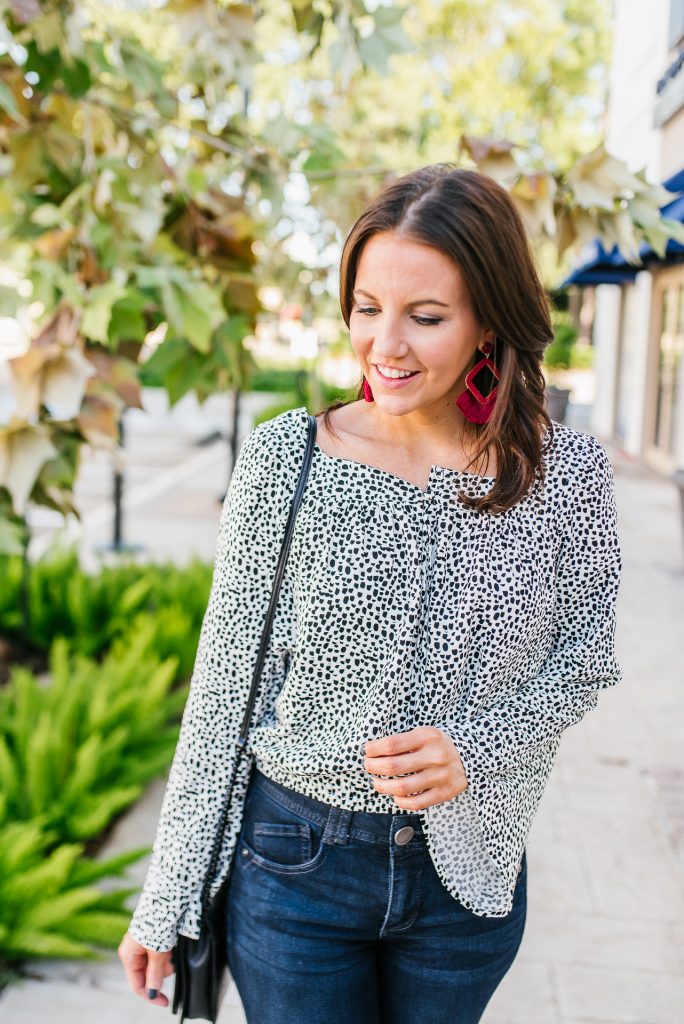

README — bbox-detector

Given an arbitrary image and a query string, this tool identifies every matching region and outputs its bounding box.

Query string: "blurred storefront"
[565,0,684,475]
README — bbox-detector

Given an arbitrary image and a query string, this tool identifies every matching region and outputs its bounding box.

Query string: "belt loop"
[322,805,352,846]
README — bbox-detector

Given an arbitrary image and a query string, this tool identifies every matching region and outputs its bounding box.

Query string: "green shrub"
[0,550,216,971]
[0,548,211,673]
[0,820,147,961]
[543,318,579,369]
[0,627,186,843]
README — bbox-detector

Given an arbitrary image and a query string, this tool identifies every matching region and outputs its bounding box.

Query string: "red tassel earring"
[455,339,499,424]
[362,376,374,402]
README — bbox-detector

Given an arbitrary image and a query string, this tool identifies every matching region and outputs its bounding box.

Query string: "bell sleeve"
[444,435,622,791]
[127,419,298,952]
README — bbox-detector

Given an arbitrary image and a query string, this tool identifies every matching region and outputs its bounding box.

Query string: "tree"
[0,0,412,553]
[1,0,682,557]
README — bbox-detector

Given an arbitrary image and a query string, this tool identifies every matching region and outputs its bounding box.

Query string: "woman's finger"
[145,952,172,1006]
[119,932,156,998]
[363,748,428,776]
[119,944,147,998]
[392,787,446,811]
[371,768,441,798]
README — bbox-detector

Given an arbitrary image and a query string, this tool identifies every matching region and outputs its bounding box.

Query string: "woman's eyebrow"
[352,288,450,308]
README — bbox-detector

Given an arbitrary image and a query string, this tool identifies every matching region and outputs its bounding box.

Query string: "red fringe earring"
[455,339,499,424]
[362,376,374,402]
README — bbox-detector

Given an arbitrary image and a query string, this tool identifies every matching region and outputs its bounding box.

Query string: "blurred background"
[0,1,683,1021]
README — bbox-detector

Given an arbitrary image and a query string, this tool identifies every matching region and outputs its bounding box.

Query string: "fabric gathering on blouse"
[128,404,623,953]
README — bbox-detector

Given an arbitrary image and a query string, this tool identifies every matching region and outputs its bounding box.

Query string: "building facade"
[570,0,684,475]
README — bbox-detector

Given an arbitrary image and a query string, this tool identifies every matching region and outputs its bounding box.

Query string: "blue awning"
[562,240,639,286]
[562,166,684,287]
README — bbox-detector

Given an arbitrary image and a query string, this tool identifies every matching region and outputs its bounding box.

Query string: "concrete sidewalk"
[1,394,683,1023]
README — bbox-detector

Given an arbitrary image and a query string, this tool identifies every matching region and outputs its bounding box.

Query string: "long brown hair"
[319,163,554,514]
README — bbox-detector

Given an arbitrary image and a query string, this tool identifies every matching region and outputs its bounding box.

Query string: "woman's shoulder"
[240,406,308,462]
[542,421,617,540]
[543,419,614,486]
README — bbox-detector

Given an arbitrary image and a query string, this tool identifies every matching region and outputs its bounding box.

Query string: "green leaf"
[0,517,25,557]
[0,736,19,806]
[357,5,415,74]
[3,929,97,960]
[0,820,49,873]
[81,281,127,345]
[119,38,176,118]
[67,785,142,840]
[26,711,56,816]
[108,291,148,346]
[24,43,60,90]
[116,577,154,616]
[59,59,92,99]
[163,278,224,354]
[68,847,149,886]
[4,844,84,904]
[21,887,102,929]
[59,910,133,946]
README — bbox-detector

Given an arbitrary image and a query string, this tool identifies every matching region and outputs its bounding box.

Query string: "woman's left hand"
[363,726,469,810]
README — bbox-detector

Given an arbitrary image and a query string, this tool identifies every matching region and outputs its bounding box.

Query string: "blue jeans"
[226,768,527,1024]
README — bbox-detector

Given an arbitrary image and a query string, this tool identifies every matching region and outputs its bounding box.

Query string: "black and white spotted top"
[128,404,622,951]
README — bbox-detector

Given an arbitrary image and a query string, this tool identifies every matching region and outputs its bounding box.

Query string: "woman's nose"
[369,312,407,357]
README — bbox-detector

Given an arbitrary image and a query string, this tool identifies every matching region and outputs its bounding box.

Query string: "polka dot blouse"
[128,404,623,952]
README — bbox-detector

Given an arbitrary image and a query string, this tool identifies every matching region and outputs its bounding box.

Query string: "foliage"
[0,550,218,966]
[1,0,682,550]
[458,137,684,264]
[0,821,147,961]
[0,547,211,675]
[0,628,186,841]
[0,0,411,551]
[543,313,579,370]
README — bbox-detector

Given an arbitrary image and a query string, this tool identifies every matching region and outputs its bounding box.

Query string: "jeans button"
[394,826,414,845]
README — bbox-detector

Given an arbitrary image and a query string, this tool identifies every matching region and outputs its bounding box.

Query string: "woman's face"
[349,230,494,415]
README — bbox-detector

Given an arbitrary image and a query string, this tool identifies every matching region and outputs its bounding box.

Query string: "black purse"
[171,412,318,1022]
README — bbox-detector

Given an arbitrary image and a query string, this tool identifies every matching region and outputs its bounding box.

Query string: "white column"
[591,285,622,439]
[623,272,654,458]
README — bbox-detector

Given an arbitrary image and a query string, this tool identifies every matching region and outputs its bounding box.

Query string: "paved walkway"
[1,391,683,1023]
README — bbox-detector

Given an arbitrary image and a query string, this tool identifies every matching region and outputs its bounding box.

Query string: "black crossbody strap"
[199,412,317,916]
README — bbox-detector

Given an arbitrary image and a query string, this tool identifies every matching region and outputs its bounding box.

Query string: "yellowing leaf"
[511,173,558,238]
[9,307,90,418]
[0,81,26,124]
[0,424,57,515]
[34,227,78,261]
[567,145,646,210]
[76,394,121,450]
[459,135,521,185]
[598,210,640,263]
[42,348,96,420]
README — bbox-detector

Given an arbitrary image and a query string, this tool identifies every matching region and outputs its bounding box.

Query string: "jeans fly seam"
[379,863,423,935]
[378,846,395,939]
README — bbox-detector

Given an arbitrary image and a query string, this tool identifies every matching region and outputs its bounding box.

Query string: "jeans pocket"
[238,781,330,875]
[253,822,312,866]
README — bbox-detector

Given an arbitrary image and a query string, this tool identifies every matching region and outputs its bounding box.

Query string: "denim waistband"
[251,768,427,849]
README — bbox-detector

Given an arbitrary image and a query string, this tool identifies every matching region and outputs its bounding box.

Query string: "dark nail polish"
[148,988,158,999]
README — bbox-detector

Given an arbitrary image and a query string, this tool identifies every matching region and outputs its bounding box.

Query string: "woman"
[119,165,622,1023]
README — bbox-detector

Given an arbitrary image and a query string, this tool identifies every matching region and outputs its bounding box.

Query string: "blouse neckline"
[293,406,496,497]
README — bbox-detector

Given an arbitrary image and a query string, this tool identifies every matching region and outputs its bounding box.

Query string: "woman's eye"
[355,307,441,327]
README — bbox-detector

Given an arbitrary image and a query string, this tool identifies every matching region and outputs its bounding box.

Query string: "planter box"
[544,385,571,423]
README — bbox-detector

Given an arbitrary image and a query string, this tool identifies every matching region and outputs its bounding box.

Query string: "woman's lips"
[373,365,420,388]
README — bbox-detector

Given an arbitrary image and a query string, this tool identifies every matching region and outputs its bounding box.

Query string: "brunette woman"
[119,164,622,1024]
